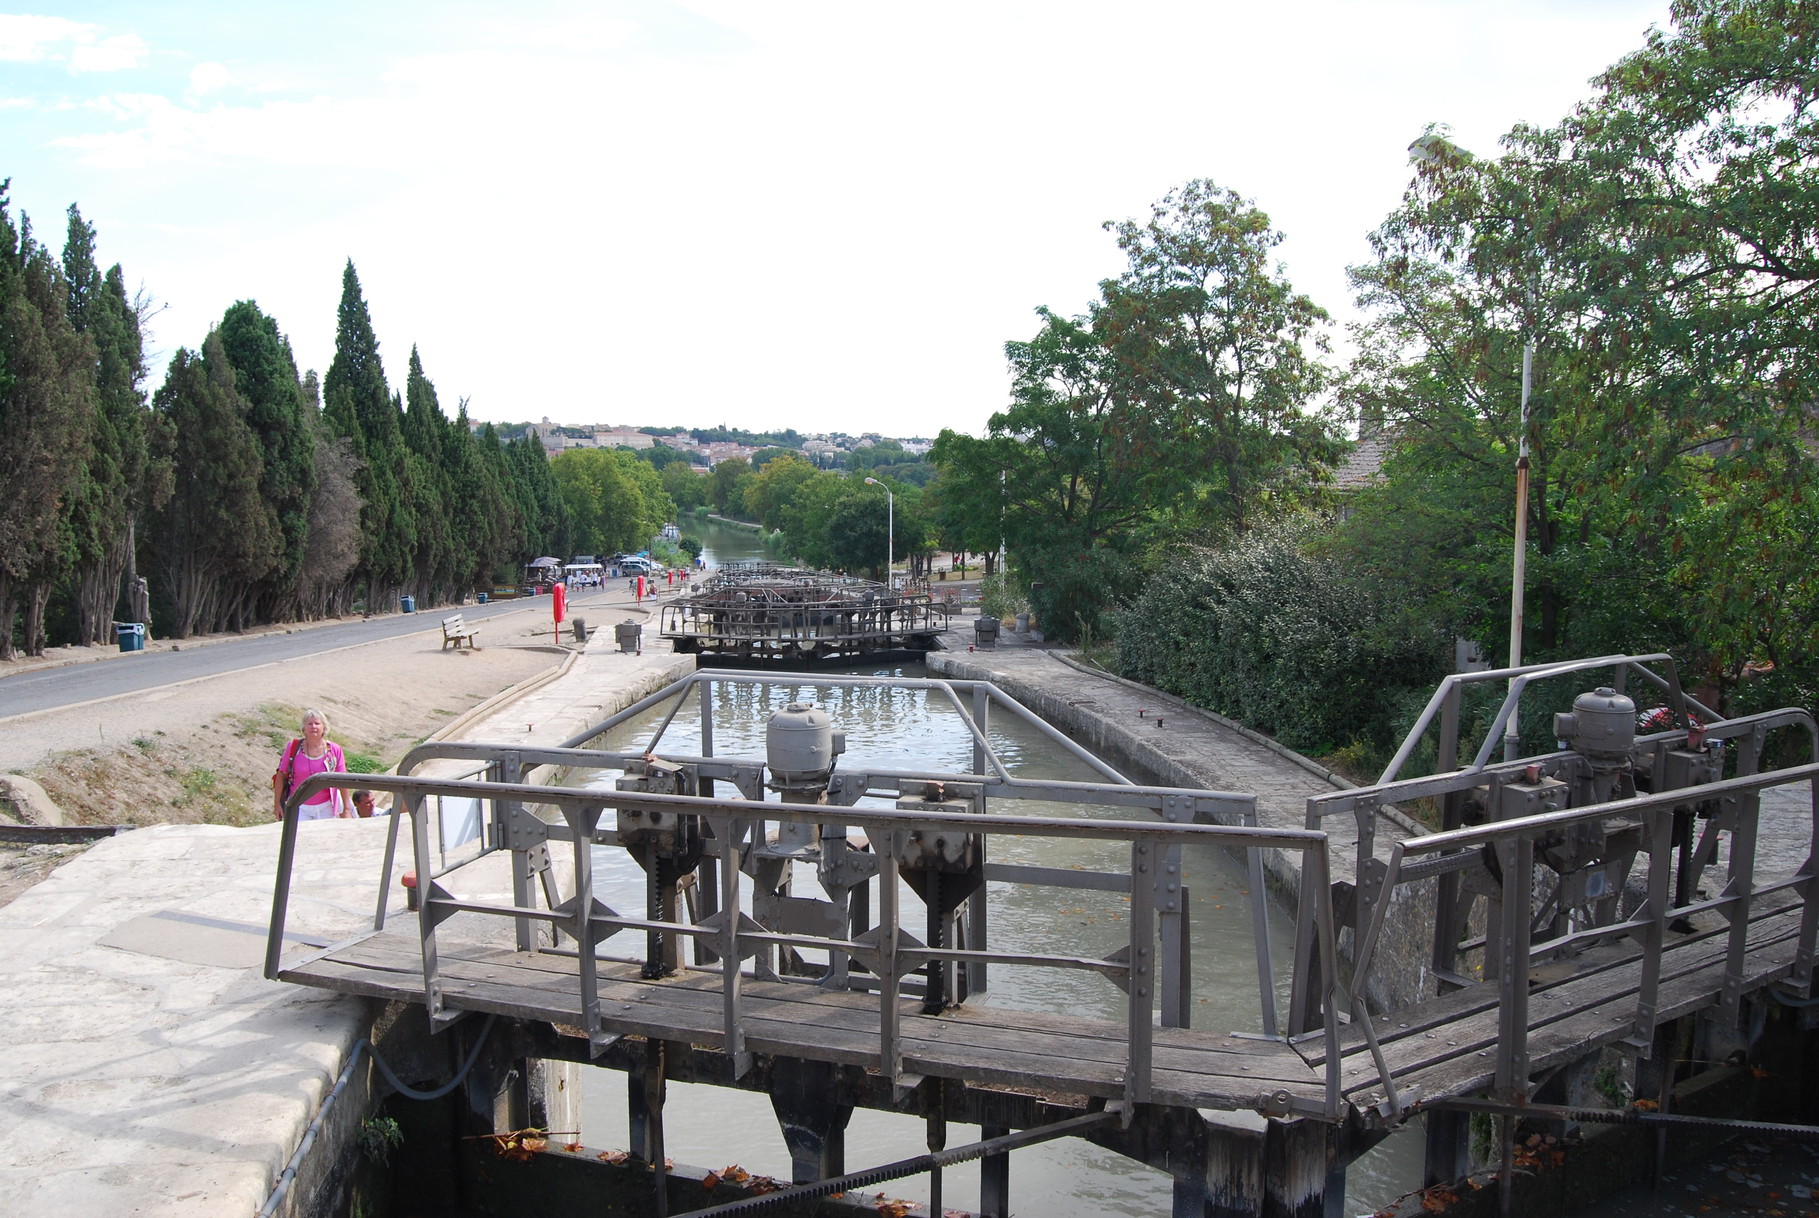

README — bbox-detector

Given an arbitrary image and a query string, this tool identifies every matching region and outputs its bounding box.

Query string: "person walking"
[272,709,350,820]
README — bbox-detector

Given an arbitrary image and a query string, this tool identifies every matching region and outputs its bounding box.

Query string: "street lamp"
[864,477,893,587]
[1411,131,1533,762]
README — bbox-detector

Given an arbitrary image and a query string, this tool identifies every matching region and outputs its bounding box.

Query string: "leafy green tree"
[440,401,513,597]
[707,457,749,515]
[935,181,1336,641]
[1098,179,1338,532]
[661,461,707,511]
[742,453,818,531]
[1344,0,1819,707]
[552,447,674,556]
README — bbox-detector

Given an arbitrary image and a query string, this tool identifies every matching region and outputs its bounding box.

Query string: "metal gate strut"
[671,1110,1116,1217]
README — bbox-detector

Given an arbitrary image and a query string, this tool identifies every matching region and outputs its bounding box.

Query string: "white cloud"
[12,1,1679,436]
[0,14,97,61]
[69,32,145,72]
[56,91,373,170]
[0,16,143,70]
[189,61,232,94]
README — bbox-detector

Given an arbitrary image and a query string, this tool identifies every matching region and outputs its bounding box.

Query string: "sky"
[2,0,1675,439]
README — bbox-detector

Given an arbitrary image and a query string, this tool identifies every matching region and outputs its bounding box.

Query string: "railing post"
[1160,841,1191,1030]
[411,792,448,1026]
[880,833,903,1086]
[1126,839,1157,1106]
[968,684,991,995]
[1242,806,1277,1038]
[1632,805,1673,1048]
[719,816,749,1077]
[572,804,603,1048]
[1719,779,1760,1027]
[1288,796,1329,1037]
[264,795,303,978]
[498,756,537,952]
[1495,833,1534,1218]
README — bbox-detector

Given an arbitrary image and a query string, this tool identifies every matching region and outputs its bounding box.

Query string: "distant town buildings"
[493,419,934,468]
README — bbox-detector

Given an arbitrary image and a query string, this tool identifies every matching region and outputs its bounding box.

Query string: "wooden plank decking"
[1318,896,1807,1113]
[282,899,1810,1124]
[280,930,1326,1113]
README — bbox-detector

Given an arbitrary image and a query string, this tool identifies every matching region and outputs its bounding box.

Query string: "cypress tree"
[61,205,152,646]
[149,333,279,637]
[321,260,411,607]
[217,300,316,620]
[0,187,96,658]
[403,346,454,602]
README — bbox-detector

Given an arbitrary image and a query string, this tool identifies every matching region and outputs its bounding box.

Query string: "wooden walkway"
[281,930,1327,1114]
[283,895,1808,1129]
[1318,894,1807,1116]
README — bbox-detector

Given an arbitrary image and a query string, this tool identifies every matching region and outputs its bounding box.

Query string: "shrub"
[1112,523,1451,758]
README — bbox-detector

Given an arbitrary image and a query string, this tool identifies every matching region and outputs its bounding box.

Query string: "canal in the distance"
[564,647,1421,1214]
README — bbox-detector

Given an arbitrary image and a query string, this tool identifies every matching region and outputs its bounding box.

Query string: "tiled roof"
[1333,433,1395,491]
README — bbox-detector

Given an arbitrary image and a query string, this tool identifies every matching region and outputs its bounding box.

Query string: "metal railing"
[265,671,1345,1117]
[1288,652,1819,1122]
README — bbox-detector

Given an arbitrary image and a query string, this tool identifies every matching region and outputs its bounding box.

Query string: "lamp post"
[864,476,893,587]
[1410,131,1534,763]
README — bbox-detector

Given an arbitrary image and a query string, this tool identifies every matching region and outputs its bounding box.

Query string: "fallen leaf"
[598,1149,629,1164]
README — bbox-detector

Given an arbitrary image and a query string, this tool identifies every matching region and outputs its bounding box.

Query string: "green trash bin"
[115,622,145,652]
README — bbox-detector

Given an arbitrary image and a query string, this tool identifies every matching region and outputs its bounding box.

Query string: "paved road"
[0,587,644,721]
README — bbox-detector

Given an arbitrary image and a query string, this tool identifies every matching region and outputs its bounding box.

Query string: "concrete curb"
[1046,650,1428,837]
[426,649,581,746]
[0,773,64,826]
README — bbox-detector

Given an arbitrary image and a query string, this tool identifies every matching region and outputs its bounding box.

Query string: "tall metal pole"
[865,477,893,586]
[1503,343,1532,763]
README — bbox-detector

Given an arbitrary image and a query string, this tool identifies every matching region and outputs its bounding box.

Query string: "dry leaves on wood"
[484,1128,549,1162]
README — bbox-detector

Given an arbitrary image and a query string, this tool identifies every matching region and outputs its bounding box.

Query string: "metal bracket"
[551,894,624,945]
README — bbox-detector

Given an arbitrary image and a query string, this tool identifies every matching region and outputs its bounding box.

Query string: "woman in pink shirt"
[271,709,350,820]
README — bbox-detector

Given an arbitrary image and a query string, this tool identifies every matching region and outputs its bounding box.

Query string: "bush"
[1112,523,1450,758]
[978,574,1028,622]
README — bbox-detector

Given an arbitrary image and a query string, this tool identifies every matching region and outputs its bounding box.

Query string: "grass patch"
[344,751,388,774]
[228,702,305,751]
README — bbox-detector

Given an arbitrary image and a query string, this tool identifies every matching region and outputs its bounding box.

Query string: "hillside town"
[518,420,935,469]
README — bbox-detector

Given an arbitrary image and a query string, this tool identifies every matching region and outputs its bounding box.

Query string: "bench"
[441,614,480,650]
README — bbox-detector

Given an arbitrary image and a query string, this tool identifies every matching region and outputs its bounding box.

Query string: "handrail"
[264,766,1340,1117]
[1341,759,1819,1110]
[1376,653,1646,785]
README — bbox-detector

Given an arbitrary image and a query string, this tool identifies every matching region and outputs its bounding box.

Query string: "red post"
[552,581,566,646]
